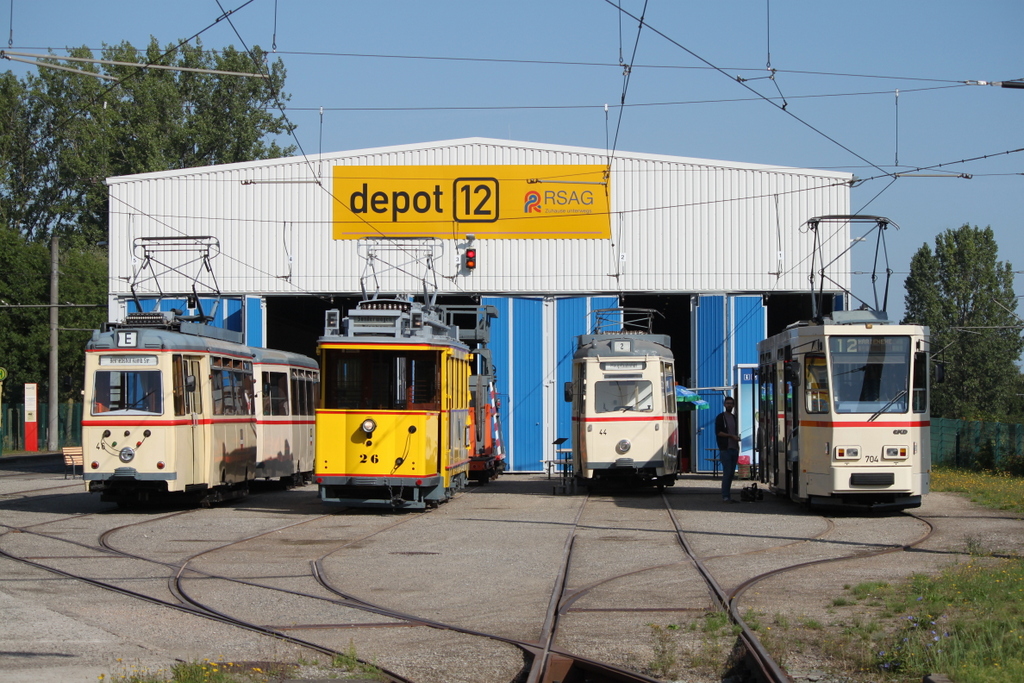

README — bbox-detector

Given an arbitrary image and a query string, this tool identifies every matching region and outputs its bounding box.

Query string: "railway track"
[0,471,959,682]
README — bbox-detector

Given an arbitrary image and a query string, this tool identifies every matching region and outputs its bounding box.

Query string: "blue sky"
[5,1,1023,319]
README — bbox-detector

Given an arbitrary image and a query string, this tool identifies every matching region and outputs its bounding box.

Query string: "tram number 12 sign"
[332,165,611,240]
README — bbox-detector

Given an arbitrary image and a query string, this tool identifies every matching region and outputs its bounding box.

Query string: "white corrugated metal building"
[106,137,853,472]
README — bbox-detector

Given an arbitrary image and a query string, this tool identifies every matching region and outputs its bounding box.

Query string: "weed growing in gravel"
[331,640,386,681]
[100,650,385,683]
[962,534,989,557]
[646,623,679,678]
[103,658,268,683]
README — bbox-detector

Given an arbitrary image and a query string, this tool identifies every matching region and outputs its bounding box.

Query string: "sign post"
[737,365,758,479]
[25,382,38,452]
[0,367,6,457]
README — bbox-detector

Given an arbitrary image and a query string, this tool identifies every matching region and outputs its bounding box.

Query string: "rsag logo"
[523,189,594,215]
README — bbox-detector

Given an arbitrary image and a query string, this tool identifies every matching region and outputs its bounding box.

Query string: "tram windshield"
[322,348,439,410]
[92,370,162,415]
[594,379,654,413]
[828,336,910,414]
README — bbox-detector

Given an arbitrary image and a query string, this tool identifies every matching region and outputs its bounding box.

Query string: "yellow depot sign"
[332,165,610,240]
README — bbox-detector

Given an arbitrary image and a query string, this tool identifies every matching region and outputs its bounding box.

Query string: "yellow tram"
[316,298,492,509]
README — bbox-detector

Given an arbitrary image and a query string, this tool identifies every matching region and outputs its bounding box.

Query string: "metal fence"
[1,402,83,453]
[931,417,1024,472]
[2,405,1022,471]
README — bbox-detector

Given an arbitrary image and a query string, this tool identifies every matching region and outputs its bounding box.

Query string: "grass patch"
[870,559,1024,682]
[753,467,1024,682]
[101,659,265,683]
[931,467,1024,516]
[101,646,385,682]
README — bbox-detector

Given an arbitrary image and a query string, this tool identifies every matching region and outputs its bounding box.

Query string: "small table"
[551,449,574,494]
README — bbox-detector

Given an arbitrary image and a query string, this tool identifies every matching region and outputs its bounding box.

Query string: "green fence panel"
[930,417,1024,470]
[1,402,82,453]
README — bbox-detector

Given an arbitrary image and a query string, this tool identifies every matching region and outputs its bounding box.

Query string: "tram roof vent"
[123,311,176,327]
[825,310,892,325]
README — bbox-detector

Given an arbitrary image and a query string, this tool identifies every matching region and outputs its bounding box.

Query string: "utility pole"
[48,235,59,452]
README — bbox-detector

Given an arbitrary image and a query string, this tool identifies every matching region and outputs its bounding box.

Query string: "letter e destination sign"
[332,165,610,240]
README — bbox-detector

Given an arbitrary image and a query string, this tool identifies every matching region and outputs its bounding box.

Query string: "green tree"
[0,232,107,404]
[902,224,1023,420]
[0,37,293,408]
[1,37,295,245]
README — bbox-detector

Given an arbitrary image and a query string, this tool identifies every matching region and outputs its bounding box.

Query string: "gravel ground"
[1,465,1022,683]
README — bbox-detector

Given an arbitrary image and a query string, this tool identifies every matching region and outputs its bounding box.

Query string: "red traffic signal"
[464,247,477,270]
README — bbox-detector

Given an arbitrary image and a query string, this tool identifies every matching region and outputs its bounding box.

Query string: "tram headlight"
[615,439,632,454]
[835,446,860,460]
[361,418,377,434]
[883,446,908,460]
[118,447,136,463]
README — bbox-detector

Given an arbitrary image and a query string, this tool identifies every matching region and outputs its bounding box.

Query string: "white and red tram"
[565,309,679,489]
[82,311,318,506]
[757,311,930,511]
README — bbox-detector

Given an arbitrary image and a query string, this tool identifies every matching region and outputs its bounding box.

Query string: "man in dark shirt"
[715,396,740,502]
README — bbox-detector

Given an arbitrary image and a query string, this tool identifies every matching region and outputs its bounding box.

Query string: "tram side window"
[290,370,313,416]
[308,373,319,414]
[212,359,254,415]
[912,351,928,413]
[263,371,289,415]
[173,355,186,416]
[663,363,677,414]
[92,369,162,415]
[595,380,654,413]
[288,372,301,416]
[237,370,254,414]
[804,355,830,414]
[409,354,439,408]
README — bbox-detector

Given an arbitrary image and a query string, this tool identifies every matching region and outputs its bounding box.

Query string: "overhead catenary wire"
[275,83,965,112]
[4,0,263,172]
[208,0,461,291]
[608,0,649,160]
[602,0,892,179]
[1,50,269,78]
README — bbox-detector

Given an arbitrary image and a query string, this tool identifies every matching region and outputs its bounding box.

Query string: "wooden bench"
[62,446,84,479]
[705,449,721,478]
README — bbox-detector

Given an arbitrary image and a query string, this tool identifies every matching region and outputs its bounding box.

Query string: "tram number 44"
[359,454,380,464]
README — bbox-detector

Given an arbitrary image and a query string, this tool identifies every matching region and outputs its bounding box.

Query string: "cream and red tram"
[565,309,679,489]
[756,312,930,511]
[82,311,319,506]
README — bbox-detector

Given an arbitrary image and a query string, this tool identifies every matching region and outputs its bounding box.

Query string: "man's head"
[723,396,735,412]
